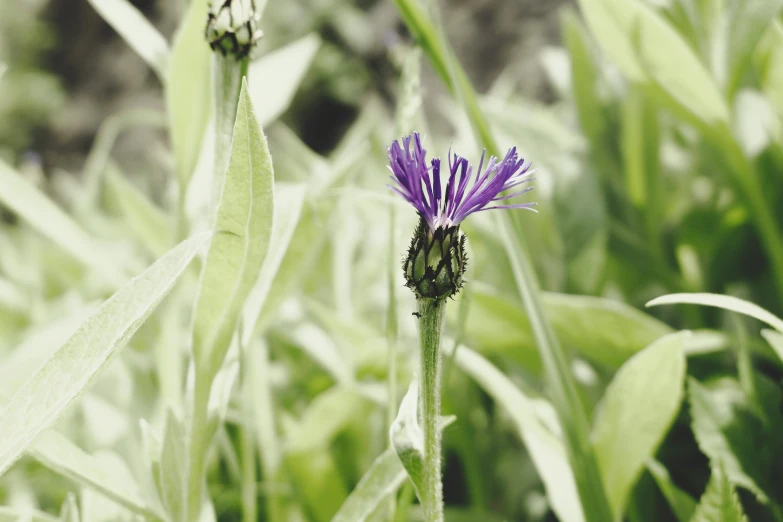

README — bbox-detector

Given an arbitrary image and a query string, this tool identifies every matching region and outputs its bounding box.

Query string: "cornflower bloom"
[387,132,536,300]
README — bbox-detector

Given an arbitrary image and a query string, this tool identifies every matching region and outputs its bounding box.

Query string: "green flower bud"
[205,0,263,59]
[404,217,467,300]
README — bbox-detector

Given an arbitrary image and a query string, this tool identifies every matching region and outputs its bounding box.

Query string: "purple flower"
[387,132,536,231]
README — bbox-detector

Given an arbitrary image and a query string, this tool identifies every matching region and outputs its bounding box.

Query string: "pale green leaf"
[30,431,166,521]
[85,0,168,78]
[452,345,585,522]
[192,79,274,378]
[249,34,321,126]
[240,182,307,346]
[0,159,127,283]
[593,331,687,518]
[647,460,697,522]
[0,232,208,477]
[578,0,729,124]
[647,293,783,337]
[167,0,212,190]
[0,302,96,394]
[330,448,407,522]
[690,465,748,522]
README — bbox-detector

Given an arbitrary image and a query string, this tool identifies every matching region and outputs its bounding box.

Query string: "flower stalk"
[416,297,446,522]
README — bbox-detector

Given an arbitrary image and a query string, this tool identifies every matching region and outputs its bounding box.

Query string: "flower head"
[206,0,263,59]
[388,133,536,301]
[387,132,536,232]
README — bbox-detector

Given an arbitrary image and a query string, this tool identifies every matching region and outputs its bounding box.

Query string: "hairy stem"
[417,298,446,522]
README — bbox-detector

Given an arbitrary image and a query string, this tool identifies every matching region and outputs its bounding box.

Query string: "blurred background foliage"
[2,0,783,521]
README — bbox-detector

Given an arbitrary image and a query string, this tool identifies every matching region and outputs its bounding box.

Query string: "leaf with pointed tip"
[192,80,274,379]
[690,465,748,522]
[593,332,687,519]
[0,232,208,478]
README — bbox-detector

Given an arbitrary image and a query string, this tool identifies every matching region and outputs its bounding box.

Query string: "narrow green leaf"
[577,0,729,124]
[0,304,97,395]
[0,232,208,477]
[330,448,407,522]
[593,332,687,519]
[688,378,768,502]
[690,465,748,522]
[249,34,321,126]
[85,0,168,79]
[167,0,212,190]
[104,164,172,257]
[452,345,585,522]
[0,506,58,522]
[0,159,127,282]
[192,79,274,378]
[647,293,783,337]
[30,430,167,521]
[647,460,697,522]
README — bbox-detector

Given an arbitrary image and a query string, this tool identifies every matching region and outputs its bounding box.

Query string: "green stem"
[417,298,446,522]
[185,370,212,522]
[240,420,258,522]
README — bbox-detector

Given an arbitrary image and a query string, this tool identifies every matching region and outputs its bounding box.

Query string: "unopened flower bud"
[206,0,263,59]
[404,217,467,300]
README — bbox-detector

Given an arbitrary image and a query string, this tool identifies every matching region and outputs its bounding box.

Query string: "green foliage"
[4,0,783,521]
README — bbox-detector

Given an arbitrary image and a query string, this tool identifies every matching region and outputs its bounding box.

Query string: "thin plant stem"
[416,298,446,522]
[186,370,212,522]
